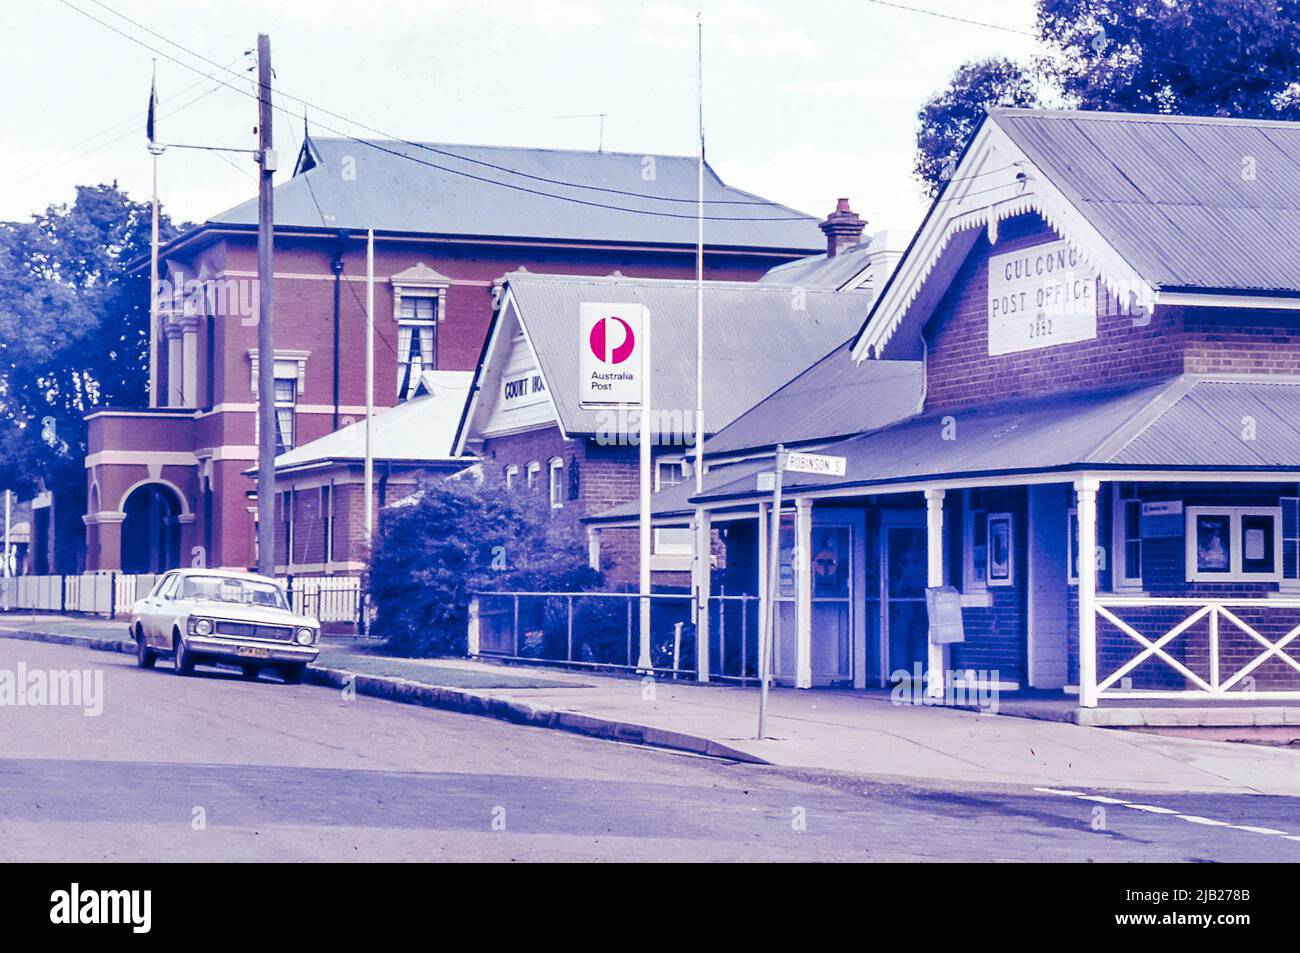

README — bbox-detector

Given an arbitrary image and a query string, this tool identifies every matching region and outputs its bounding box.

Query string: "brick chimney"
[819,198,866,258]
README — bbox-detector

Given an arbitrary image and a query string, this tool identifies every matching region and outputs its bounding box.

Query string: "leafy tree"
[1038,0,1300,118]
[0,184,181,566]
[370,478,601,656]
[915,0,1300,194]
[915,58,1040,196]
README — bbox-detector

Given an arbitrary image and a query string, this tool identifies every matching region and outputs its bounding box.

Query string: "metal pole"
[637,307,653,673]
[364,228,375,539]
[255,33,277,576]
[692,8,710,683]
[758,445,784,739]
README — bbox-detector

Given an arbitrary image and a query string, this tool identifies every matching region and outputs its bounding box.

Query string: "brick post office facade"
[665,110,1300,708]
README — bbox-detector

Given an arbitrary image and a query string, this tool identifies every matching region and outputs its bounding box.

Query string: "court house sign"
[987,240,1097,356]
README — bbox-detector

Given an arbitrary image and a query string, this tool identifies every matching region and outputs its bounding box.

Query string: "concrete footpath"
[3,614,1300,798]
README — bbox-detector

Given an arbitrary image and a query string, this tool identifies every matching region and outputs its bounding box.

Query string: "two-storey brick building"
[84,135,823,574]
[644,110,1300,709]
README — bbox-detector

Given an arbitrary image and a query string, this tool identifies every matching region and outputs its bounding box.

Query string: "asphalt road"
[2,638,1299,862]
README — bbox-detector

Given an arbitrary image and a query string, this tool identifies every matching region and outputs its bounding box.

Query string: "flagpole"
[692,9,709,681]
[147,59,162,409]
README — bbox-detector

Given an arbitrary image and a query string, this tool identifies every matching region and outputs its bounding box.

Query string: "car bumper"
[183,635,320,665]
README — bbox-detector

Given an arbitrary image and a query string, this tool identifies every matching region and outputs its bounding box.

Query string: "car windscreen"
[180,576,288,610]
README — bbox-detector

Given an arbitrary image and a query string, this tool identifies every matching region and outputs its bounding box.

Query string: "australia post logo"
[579,303,645,407]
[588,315,636,365]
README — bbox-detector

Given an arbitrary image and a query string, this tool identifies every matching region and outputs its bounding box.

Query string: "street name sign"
[783,451,847,477]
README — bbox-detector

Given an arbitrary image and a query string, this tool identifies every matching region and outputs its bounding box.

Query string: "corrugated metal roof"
[757,242,871,288]
[703,343,921,456]
[210,137,824,252]
[1109,379,1300,466]
[506,273,870,437]
[692,376,1300,504]
[270,371,472,472]
[994,110,1300,292]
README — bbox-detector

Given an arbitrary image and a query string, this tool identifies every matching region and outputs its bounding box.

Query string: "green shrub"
[370,477,601,656]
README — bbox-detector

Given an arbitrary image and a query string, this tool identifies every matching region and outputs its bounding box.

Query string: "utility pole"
[255,33,277,577]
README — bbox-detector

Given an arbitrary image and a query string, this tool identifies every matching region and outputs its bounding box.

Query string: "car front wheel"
[136,626,156,670]
[173,632,196,676]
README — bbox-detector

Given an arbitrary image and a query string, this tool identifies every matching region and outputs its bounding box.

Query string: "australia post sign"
[579,302,646,408]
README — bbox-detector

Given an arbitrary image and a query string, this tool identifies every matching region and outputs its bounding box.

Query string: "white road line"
[1177,815,1233,827]
[1033,786,1295,839]
[1123,804,1180,815]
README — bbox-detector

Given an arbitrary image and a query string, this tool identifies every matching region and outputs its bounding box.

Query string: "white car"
[130,568,321,683]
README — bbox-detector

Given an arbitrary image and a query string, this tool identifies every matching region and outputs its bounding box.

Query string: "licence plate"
[236,646,271,659]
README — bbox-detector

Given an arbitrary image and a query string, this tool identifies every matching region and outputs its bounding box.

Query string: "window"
[504,464,518,490]
[282,489,295,568]
[962,489,989,591]
[1113,483,1143,589]
[397,295,437,400]
[987,512,1014,586]
[567,456,580,501]
[526,461,541,491]
[1186,506,1281,582]
[1283,497,1300,589]
[656,460,685,492]
[548,458,564,509]
[322,484,334,565]
[274,374,297,453]
[204,313,216,411]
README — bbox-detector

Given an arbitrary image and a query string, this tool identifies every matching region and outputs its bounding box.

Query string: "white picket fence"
[0,572,363,626]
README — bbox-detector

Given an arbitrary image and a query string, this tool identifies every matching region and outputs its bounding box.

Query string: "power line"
[10,73,234,186]
[862,0,1300,88]
[863,0,1032,37]
[10,53,246,178]
[52,0,1019,222]
[67,0,811,218]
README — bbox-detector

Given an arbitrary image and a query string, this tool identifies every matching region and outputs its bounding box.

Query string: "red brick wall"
[1181,308,1300,375]
[480,424,697,586]
[923,215,1184,410]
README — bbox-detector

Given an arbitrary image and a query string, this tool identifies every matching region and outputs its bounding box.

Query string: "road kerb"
[308,664,769,764]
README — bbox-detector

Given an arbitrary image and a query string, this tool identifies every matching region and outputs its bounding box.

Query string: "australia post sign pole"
[579,303,654,673]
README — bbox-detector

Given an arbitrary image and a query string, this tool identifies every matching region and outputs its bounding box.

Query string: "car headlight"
[296,627,315,646]
[191,618,213,636]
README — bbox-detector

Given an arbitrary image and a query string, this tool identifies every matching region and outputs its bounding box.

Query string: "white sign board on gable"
[579,303,646,408]
[987,239,1097,356]
[501,370,547,409]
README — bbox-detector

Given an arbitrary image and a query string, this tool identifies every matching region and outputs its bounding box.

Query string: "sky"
[2,0,1038,236]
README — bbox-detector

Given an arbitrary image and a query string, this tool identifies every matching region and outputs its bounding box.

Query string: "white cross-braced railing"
[1094,596,1300,700]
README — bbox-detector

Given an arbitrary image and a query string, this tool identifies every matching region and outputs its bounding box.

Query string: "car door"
[142,573,178,648]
